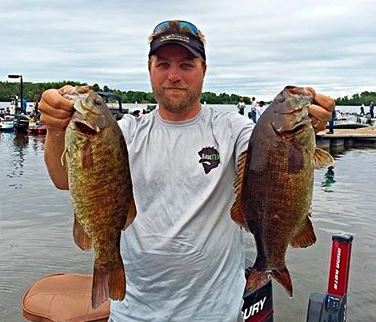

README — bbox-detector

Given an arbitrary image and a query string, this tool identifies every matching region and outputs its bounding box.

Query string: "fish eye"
[94,97,103,105]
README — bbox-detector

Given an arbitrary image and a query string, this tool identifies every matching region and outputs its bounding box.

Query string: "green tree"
[1,80,375,106]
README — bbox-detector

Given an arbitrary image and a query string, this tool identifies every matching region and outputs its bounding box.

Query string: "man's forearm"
[44,129,69,190]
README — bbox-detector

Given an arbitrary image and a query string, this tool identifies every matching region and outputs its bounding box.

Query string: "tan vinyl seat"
[22,273,110,322]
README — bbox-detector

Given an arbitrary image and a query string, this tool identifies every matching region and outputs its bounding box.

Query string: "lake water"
[0,100,366,116]
[0,116,375,321]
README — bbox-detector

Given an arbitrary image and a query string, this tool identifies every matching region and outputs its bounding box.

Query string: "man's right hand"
[39,85,77,189]
[38,85,75,132]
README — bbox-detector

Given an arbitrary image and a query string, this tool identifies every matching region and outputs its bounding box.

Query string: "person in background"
[369,101,374,118]
[248,96,257,123]
[360,104,365,116]
[21,97,28,114]
[255,100,267,123]
[327,109,336,134]
[237,96,246,115]
[38,20,335,322]
[365,113,372,125]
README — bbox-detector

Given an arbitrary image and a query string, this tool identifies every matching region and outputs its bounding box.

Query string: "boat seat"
[22,273,110,322]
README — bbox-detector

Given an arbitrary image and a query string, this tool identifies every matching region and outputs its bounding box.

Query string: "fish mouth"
[272,117,310,140]
[71,98,107,136]
[73,120,98,136]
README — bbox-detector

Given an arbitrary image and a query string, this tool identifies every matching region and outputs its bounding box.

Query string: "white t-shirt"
[110,106,253,322]
[255,105,267,122]
[249,101,257,111]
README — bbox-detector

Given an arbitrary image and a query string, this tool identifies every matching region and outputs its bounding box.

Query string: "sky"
[1,0,375,101]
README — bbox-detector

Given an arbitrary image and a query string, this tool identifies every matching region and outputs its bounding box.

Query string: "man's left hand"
[305,87,335,133]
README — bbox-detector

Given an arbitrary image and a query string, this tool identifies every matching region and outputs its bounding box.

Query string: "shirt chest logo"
[198,147,220,174]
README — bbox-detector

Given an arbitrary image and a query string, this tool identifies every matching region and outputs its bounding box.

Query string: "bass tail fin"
[246,266,293,298]
[109,264,126,301]
[91,263,125,309]
[271,267,293,297]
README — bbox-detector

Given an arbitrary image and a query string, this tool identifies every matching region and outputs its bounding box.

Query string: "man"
[255,100,267,123]
[38,20,334,322]
[248,96,257,123]
[327,109,337,134]
[369,101,374,118]
[237,97,246,115]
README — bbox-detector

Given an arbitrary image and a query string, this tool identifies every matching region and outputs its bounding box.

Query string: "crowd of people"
[236,97,267,124]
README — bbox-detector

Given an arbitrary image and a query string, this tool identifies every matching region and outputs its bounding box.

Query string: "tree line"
[1,80,375,105]
[0,81,154,104]
[0,81,253,105]
[335,91,376,106]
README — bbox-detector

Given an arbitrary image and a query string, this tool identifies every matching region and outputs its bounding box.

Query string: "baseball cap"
[149,20,206,61]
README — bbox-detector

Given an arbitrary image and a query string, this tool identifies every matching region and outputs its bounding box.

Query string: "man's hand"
[38,85,75,132]
[305,87,335,133]
[39,85,78,190]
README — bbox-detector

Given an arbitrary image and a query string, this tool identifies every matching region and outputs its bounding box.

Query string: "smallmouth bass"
[231,86,334,296]
[63,86,136,308]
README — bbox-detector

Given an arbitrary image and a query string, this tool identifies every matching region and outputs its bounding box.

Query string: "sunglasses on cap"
[149,20,206,60]
[152,20,199,35]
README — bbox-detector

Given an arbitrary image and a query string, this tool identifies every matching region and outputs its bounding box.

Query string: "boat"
[28,123,47,135]
[329,122,371,129]
[96,91,125,120]
[329,113,373,129]
[146,104,157,113]
[0,115,15,132]
[22,262,273,322]
[21,233,353,322]
[13,114,30,133]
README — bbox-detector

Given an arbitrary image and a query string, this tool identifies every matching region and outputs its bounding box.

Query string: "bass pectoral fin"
[290,215,317,248]
[314,148,334,169]
[73,215,92,251]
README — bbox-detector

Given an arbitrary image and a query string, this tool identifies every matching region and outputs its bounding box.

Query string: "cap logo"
[160,33,190,43]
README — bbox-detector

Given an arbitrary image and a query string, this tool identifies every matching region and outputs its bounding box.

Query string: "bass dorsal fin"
[230,150,250,231]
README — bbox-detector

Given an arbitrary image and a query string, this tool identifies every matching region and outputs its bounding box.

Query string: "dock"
[316,126,376,153]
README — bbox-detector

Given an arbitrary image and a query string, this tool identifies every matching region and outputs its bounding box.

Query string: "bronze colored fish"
[63,87,136,308]
[231,86,333,297]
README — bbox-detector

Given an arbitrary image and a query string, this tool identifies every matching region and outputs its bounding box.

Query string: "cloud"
[1,0,375,100]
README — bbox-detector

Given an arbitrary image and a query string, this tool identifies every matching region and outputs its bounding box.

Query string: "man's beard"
[152,81,203,114]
